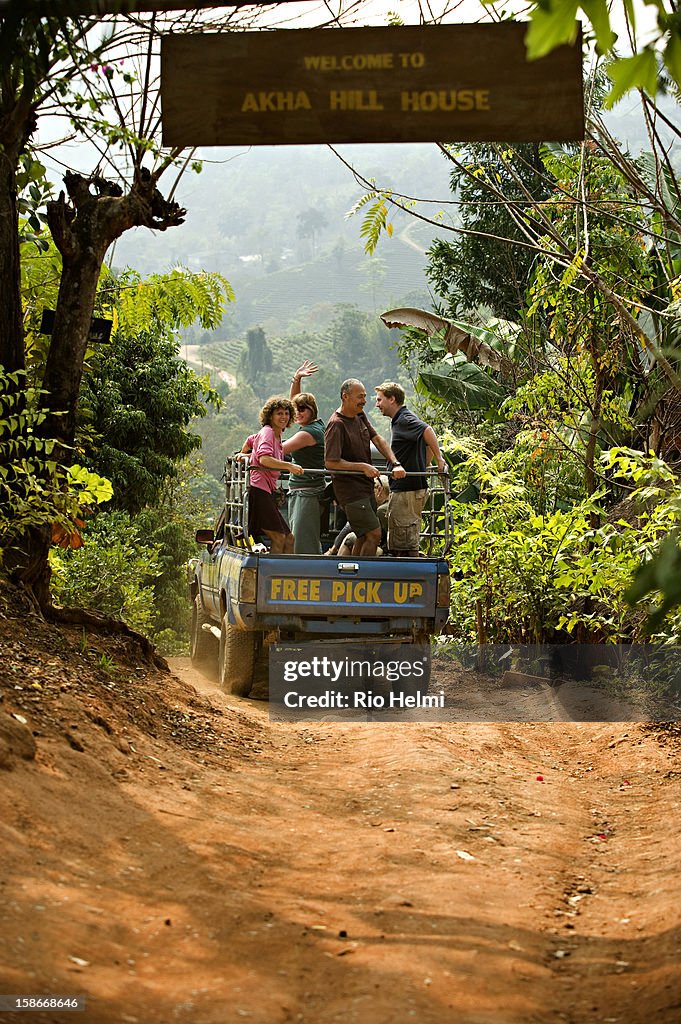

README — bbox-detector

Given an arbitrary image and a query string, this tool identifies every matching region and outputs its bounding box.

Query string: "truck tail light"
[239,567,257,603]
[437,573,451,608]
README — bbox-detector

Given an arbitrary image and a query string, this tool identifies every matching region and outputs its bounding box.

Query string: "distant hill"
[231,230,434,332]
[111,105,676,338]
[112,142,453,332]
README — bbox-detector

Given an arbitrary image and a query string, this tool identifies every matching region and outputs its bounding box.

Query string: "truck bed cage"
[222,457,453,555]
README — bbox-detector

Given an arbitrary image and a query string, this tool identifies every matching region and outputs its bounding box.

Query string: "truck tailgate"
[256,555,446,619]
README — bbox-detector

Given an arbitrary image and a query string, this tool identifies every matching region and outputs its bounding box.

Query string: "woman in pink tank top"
[241,396,304,553]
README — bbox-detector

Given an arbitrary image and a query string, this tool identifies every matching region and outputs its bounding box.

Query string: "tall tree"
[297,206,329,258]
[238,326,273,398]
[0,0,373,608]
[426,144,554,321]
[79,267,227,514]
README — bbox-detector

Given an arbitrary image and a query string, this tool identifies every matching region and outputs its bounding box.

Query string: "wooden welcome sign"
[161,22,584,146]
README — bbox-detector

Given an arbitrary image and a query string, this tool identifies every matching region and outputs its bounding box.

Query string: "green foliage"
[609,446,681,631]
[524,0,681,105]
[50,511,161,635]
[156,452,224,639]
[137,496,205,643]
[434,145,667,498]
[503,353,634,456]
[324,304,399,389]
[20,228,62,374]
[97,653,117,675]
[0,367,112,563]
[524,0,612,60]
[606,49,660,107]
[50,452,218,647]
[346,190,394,255]
[17,154,53,250]
[79,267,225,514]
[419,355,506,412]
[427,144,553,321]
[413,314,524,417]
[79,334,217,515]
[445,442,681,645]
[520,145,673,498]
[111,267,233,336]
[66,464,114,504]
[367,36,681,635]
[626,534,681,629]
[533,148,655,317]
[152,628,189,658]
[345,188,416,255]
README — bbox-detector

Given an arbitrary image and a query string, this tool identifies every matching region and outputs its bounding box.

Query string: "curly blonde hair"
[259,395,295,427]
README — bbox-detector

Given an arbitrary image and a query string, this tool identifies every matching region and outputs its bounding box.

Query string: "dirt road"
[181,344,237,388]
[1,632,681,1024]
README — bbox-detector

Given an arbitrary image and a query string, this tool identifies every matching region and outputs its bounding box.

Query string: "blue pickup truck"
[189,458,451,698]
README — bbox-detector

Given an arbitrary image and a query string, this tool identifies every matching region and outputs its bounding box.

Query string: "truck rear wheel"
[190,596,217,668]
[218,613,255,697]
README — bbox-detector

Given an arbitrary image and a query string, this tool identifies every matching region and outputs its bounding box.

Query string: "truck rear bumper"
[233,604,445,636]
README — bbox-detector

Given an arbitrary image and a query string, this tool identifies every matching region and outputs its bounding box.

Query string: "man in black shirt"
[375,381,447,556]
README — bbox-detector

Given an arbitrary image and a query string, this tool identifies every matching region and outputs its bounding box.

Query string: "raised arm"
[289,359,319,399]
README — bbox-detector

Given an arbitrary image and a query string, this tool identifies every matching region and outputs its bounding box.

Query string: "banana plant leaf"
[418,359,505,411]
[381,307,514,374]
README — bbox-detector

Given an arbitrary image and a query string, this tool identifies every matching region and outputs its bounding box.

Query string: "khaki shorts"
[388,489,427,553]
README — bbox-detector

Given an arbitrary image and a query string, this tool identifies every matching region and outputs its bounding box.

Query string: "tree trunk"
[0,125,28,374]
[585,368,603,501]
[41,247,107,448]
[4,525,52,610]
[0,0,44,375]
[41,169,184,452]
[0,58,42,595]
[11,169,185,607]
[0,17,183,610]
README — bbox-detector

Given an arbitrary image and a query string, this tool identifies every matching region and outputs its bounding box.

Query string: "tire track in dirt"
[171,660,681,1024]
[530,726,681,1024]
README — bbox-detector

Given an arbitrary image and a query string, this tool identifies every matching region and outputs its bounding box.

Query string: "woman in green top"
[284,360,326,554]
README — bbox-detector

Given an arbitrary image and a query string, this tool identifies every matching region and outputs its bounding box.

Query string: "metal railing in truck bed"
[221,456,453,556]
